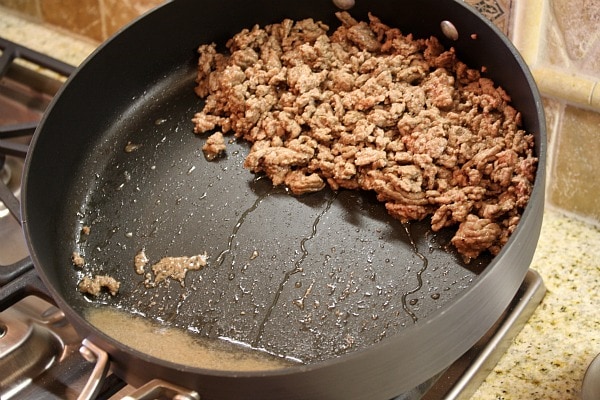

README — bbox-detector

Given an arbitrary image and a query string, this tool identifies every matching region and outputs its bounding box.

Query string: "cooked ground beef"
[78,275,120,297]
[202,131,227,160]
[191,12,537,261]
[134,248,150,275]
[144,253,208,287]
[72,252,85,268]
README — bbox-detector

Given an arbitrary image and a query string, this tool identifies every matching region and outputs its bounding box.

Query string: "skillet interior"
[50,63,493,363]
[22,0,545,398]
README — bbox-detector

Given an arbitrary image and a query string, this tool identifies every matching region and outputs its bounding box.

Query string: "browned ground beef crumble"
[192,12,537,261]
[78,275,121,297]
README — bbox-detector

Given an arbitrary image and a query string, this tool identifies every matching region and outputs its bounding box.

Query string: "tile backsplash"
[514,0,600,223]
[2,0,599,224]
[545,0,600,77]
[0,0,163,42]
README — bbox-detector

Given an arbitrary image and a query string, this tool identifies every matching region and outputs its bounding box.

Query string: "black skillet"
[21,0,546,398]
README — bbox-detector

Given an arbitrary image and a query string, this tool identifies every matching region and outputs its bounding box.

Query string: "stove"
[0,37,546,400]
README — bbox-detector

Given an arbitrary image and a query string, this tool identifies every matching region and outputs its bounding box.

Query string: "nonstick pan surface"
[21,0,546,398]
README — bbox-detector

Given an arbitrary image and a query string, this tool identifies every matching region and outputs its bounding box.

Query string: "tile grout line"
[589,80,598,106]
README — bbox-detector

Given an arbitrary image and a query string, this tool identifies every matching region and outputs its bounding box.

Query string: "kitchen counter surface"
[474,210,600,399]
[1,7,599,400]
[0,9,98,69]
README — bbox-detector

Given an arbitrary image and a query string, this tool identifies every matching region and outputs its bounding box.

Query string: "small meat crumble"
[134,248,150,275]
[202,131,227,160]
[191,12,537,261]
[72,252,85,268]
[144,253,208,287]
[78,275,120,297]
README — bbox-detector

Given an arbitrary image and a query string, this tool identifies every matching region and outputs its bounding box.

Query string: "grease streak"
[400,222,428,323]
[253,193,338,347]
[214,191,269,269]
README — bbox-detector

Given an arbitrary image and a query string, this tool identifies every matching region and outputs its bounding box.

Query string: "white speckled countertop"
[1,7,599,400]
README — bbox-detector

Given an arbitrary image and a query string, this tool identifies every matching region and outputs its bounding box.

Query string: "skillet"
[21,0,546,398]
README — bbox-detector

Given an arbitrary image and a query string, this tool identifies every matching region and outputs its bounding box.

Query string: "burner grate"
[0,37,75,81]
[0,38,73,282]
[0,36,130,399]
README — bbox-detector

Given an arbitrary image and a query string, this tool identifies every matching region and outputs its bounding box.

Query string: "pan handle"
[78,339,111,400]
[122,379,200,400]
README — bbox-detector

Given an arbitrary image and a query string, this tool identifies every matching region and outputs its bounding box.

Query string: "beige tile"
[543,4,571,70]
[0,0,41,19]
[101,0,163,39]
[541,96,562,146]
[549,105,600,220]
[546,0,600,78]
[40,0,103,42]
[510,0,544,65]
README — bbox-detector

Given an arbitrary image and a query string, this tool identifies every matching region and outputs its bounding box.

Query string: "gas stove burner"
[0,274,126,400]
[0,154,28,267]
[0,295,68,398]
[0,135,30,267]
[0,37,71,269]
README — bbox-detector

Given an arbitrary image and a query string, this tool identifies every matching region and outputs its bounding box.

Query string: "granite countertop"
[475,211,600,399]
[1,8,599,400]
[0,11,98,69]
